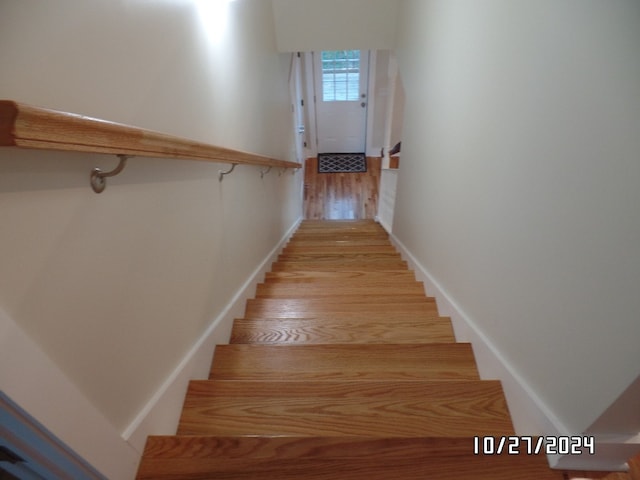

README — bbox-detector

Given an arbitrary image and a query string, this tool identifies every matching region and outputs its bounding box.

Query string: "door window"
[321,50,360,102]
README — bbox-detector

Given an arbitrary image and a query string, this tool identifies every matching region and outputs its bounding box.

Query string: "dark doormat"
[318,153,367,173]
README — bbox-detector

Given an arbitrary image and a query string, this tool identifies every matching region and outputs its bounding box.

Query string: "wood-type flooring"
[136,220,635,479]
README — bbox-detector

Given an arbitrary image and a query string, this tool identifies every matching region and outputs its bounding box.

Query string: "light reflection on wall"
[195,0,236,45]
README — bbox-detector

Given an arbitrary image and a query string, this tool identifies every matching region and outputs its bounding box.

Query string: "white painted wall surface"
[393,0,640,462]
[0,0,301,477]
[272,0,398,51]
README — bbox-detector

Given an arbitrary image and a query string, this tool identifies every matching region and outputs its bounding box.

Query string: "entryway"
[314,50,369,153]
[289,50,402,222]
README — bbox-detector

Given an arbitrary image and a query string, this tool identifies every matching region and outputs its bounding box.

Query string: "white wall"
[272,0,398,52]
[394,0,640,467]
[0,0,301,477]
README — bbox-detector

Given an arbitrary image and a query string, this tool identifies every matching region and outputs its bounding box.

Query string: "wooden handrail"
[0,100,300,190]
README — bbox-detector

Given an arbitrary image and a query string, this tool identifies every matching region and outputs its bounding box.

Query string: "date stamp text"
[473,436,595,455]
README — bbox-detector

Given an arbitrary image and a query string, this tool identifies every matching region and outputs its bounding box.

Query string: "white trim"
[304,51,318,157]
[122,217,303,451]
[365,50,377,157]
[384,227,635,471]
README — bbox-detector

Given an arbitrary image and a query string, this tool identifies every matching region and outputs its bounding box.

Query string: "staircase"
[136,220,566,479]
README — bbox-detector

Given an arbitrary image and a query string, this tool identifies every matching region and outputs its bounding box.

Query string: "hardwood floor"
[303,156,381,220]
[136,220,634,479]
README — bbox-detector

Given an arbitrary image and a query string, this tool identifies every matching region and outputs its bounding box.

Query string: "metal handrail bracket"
[218,163,237,182]
[90,154,131,193]
[260,166,272,178]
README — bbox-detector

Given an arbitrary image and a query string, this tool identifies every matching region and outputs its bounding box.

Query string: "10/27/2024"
[473,436,595,455]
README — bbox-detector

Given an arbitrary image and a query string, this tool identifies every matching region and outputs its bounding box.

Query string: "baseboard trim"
[386,231,566,435]
[385,228,634,471]
[122,217,303,452]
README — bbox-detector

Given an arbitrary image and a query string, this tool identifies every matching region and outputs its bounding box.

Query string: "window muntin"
[321,50,360,102]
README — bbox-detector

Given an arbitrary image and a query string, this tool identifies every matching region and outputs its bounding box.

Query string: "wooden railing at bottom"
[0,100,300,192]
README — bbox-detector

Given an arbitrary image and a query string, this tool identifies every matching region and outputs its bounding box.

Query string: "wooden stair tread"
[177,380,514,437]
[210,344,479,380]
[245,299,438,317]
[255,281,425,297]
[294,223,389,234]
[264,269,417,282]
[241,311,447,322]
[244,299,437,318]
[230,317,456,344]
[282,244,396,253]
[285,239,393,246]
[278,247,401,256]
[271,260,409,271]
[136,219,544,479]
[289,230,390,236]
[137,436,564,479]
[297,219,380,225]
[247,296,435,306]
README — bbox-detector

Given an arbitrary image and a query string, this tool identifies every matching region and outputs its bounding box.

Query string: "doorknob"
[361,102,367,108]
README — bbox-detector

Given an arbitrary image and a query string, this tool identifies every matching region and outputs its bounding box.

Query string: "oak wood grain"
[264,269,416,284]
[137,219,568,479]
[255,281,425,297]
[137,436,565,480]
[285,238,393,246]
[244,298,438,318]
[0,100,299,168]
[278,253,404,263]
[210,343,479,381]
[230,317,456,344]
[282,244,397,254]
[178,380,514,437]
[271,259,409,271]
[264,269,417,283]
[303,157,381,220]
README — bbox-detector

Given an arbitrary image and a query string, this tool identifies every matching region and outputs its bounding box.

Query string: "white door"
[315,50,369,153]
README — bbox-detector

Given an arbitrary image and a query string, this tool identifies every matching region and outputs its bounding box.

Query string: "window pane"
[322,50,360,102]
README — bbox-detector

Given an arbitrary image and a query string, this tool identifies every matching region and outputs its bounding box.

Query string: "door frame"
[304,50,378,158]
[288,52,306,164]
[313,49,370,153]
